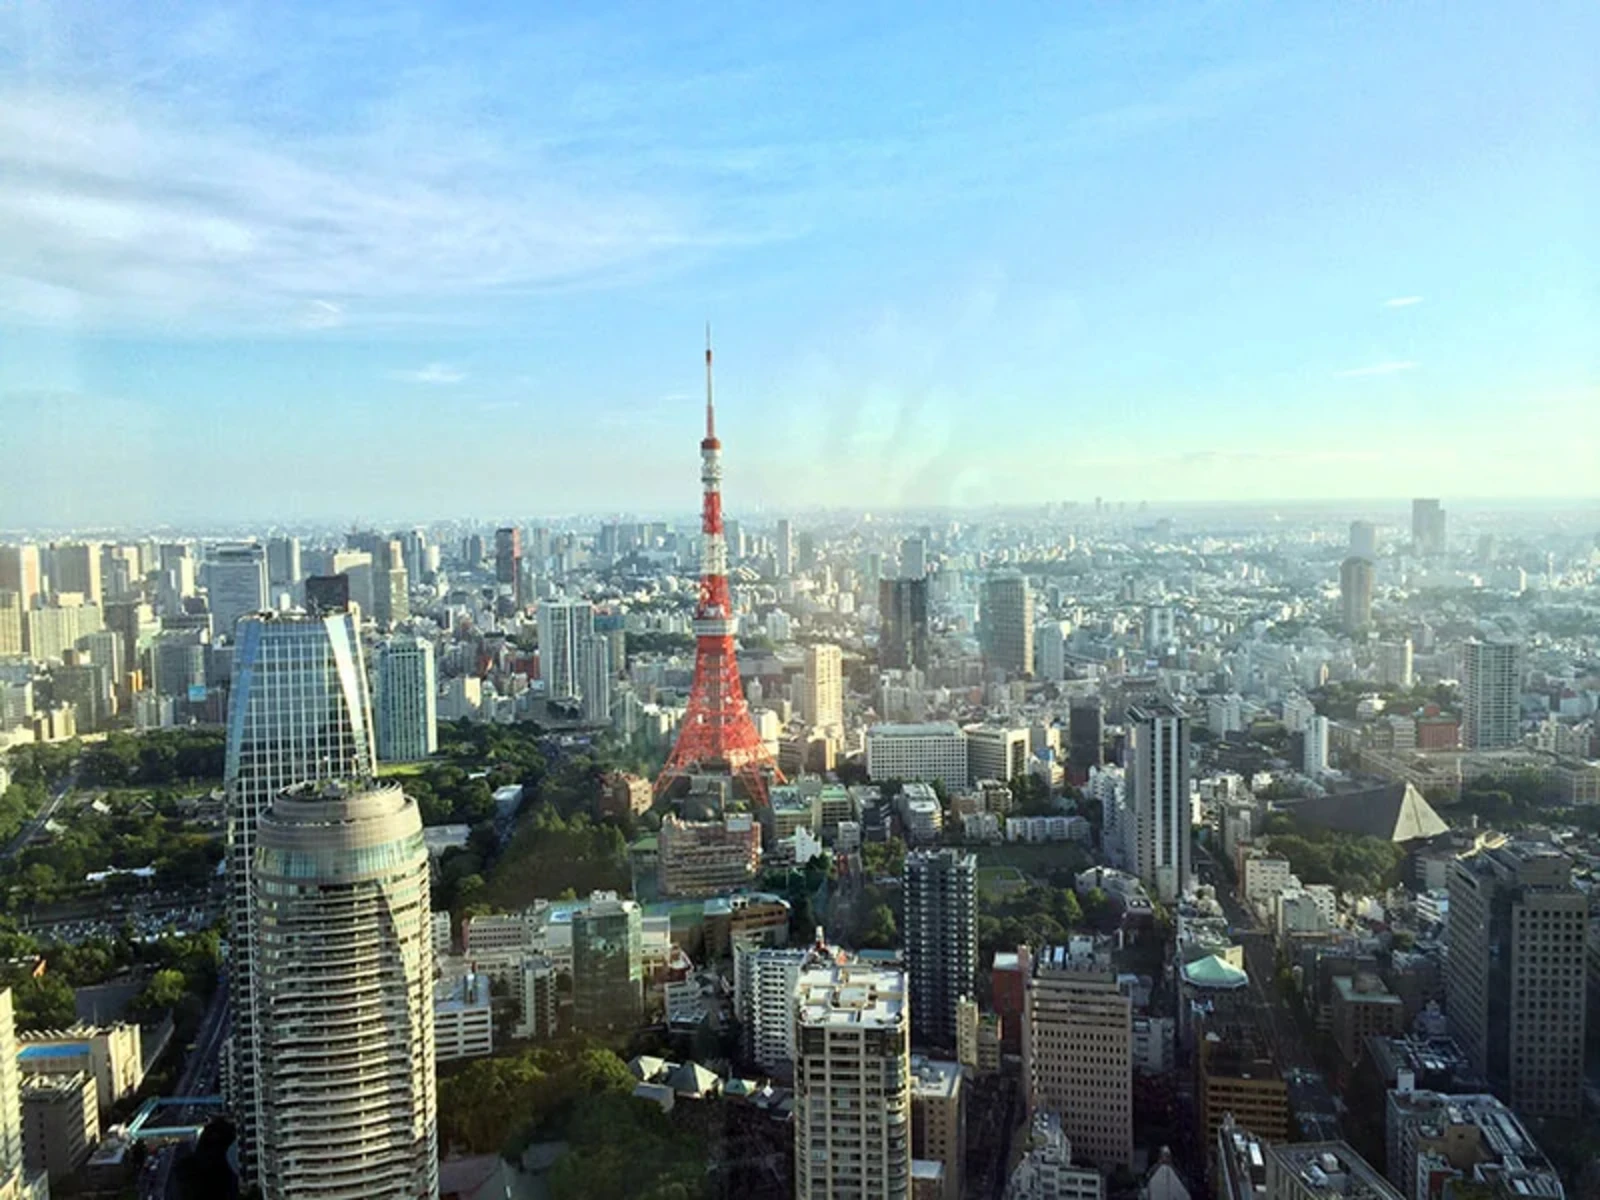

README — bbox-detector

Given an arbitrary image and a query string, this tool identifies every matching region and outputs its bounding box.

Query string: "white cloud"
[0,86,703,331]
[390,362,467,385]
[1336,361,1419,378]
[1383,296,1424,308]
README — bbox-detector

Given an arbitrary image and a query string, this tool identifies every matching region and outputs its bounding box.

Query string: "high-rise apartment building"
[1446,843,1587,1117]
[802,642,843,732]
[981,573,1034,677]
[576,633,612,724]
[1376,638,1414,689]
[570,892,642,1030]
[1349,520,1379,561]
[1340,556,1375,633]
[1461,638,1522,749]
[537,599,594,704]
[879,577,929,671]
[1304,715,1330,777]
[734,944,812,1074]
[905,850,977,1048]
[1411,499,1446,556]
[494,526,522,605]
[1034,620,1068,682]
[1127,699,1191,904]
[225,611,377,1181]
[1022,944,1133,1170]
[0,546,43,608]
[205,543,269,641]
[793,963,911,1200]
[374,635,438,762]
[252,781,436,1200]
[49,542,101,606]
[0,594,20,659]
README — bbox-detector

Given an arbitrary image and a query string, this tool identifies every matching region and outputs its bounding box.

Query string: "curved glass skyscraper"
[252,781,436,1199]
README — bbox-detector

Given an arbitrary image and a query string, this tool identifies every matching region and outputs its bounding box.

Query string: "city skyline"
[3,3,1597,524]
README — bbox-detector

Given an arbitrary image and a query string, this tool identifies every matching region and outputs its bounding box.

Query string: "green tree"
[860,903,898,949]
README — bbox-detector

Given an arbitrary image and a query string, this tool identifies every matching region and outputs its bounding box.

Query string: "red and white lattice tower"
[655,332,784,805]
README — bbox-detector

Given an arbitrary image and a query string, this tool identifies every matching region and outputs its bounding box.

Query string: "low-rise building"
[657,813,762,896]
[1330,975,1405,1064]
[1385,1088,1563,1200]
[910,1057,964,1200]
[16,1023,142,1114]
[434,972,494,1062]
[1265,1141,1401,1200]
[1004,1110,1105,1200]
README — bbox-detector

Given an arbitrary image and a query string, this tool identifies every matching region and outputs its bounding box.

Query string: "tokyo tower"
[655,332,784,805]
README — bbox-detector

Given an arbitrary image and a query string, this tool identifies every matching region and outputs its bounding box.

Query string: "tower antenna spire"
[704,321,715,440]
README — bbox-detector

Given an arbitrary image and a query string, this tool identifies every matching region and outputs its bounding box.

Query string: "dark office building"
[1068,697,1104,782]
[494,526,522,606]
[879,577,929,671]
[303,575,351,615]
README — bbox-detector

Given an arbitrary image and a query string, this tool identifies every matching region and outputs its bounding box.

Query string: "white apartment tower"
[794,964,911,1200]
[1462,638,1522,749]
[1128,699,1191,903]
[374,634,438,763]
[225,611,377,1182]
[252,782,436,1199]
[537,599,594,703]
[802,642,844,733]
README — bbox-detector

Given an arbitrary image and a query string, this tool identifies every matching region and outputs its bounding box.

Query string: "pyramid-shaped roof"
[1282,782,1448,843]
[1181,954,1248,989]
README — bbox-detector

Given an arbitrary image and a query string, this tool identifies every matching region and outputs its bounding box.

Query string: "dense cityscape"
[0,368,1597,1200]
[5,5,1598,1200]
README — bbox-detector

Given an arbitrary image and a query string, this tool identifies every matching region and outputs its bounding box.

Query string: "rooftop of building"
[1332,975,1403,1005]
[908,1057,961,1100]
[20,1070,92,1098]
[796,963,904,1029]
[867,721,962,736]
[1033,938,1116,974]
[1268,1142,1400,1200]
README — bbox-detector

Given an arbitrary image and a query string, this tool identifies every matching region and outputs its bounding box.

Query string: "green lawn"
[971,841,1090,878]
[376,762,430,778]
[977,865,1026,899]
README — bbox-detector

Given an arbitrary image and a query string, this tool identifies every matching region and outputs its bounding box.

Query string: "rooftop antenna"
[704,321,715,440]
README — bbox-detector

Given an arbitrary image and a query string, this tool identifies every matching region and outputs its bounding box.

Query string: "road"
[142,982,230,1200]
[3,765,76,860]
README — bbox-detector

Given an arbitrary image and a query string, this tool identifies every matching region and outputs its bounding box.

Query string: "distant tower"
[374,634,438,762]
[1462,637,1522,749]
[494,527,522,606]
[980,573,1034,677]
[1127,698,1191,903]
[656,334,784,804]
[205,543,269,641]
[1340,556,1375,633]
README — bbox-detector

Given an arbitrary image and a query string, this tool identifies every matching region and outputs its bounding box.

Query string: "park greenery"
[1311,679,1457,722]
[438,1039,707,1197]
[78,728,227,788]
[1261,813,1406,896]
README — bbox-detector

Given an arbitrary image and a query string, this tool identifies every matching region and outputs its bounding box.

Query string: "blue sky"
[2,2,1596,527]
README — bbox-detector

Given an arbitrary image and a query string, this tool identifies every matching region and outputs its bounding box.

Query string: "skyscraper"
[1411,499,1446,556]
[904,849,977,1048]
[0,545,43,608]
[265,535,301,591]
[879,577,929,671]
[372,539,410,628]
[225,611,377,1181]
[1446,843,1587,1117]
[900,535,927,579]
[494,526,522,606]
[538,599,594,703]
[1462,638,1522,749]
[0,593,20,659]
[794,963,910,1199]
[980,573,1034,677]
[1067,697,1104,780]
[1349,520,1379,561]
[570,892,643,1030]
[0,988,27,1198]
[205,543,269,641]
[49,541,101,605]
[802,642,843,732]
[1022,944,1134,1170]
[1127,698,1191,903]
[576,633,612,724]
[253,781,436,1199]
[374,635,438,762]
[1376,638,1414,688]
[776,519,794,578]
[1340,556,1375,633]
